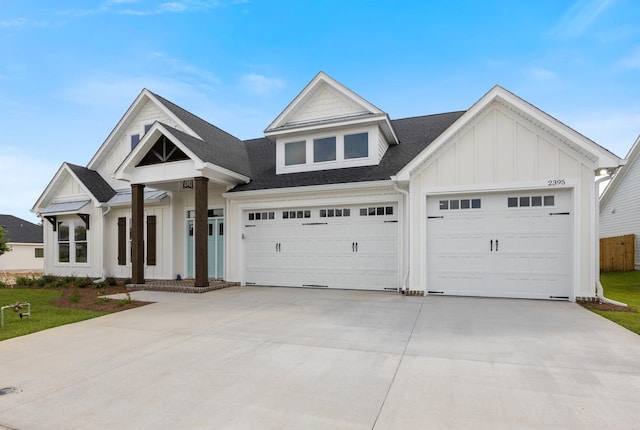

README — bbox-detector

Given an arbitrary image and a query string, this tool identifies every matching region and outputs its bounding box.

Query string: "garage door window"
[508,195,555,208]
[360,206,393,216]
[283,210,311,219]
[320,208,351,217]
[439,199,481,210]
[248,212,275,220]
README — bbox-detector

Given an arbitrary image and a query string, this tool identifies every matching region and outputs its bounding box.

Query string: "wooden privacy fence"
[600,234,635,272]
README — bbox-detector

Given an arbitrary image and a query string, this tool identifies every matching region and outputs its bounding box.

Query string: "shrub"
[15,276,35,287]
[69,290,81,303]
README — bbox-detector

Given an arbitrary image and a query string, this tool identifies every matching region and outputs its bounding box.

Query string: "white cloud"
[549,0,615,38]
[238,73,285,96]
[148,52,221,86]
[529,67,557,81]
[0,18,27,28]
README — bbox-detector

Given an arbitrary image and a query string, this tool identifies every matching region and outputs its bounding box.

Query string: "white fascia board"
[265,72,385,133]
[32,163,68,212]
[223,180,395,199]
[600,135,640,207]
[88,89,199,170]
[494,88,623,169]
[200,163,250,185]
[32,164,98,213]
[265,113,389,138]
[396,85,623,181]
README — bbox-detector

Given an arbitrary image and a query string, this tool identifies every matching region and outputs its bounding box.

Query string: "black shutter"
[147,215,156,266]
[117,217,127,265]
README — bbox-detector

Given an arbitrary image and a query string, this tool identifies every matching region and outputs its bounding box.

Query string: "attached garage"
[243,203,399,291]
[426,190,573,300]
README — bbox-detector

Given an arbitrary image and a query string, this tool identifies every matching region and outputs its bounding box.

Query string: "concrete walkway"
[1,287,639,429]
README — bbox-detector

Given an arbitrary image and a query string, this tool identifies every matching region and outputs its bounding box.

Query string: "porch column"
[131,183,145,284]
[194,177,209,288]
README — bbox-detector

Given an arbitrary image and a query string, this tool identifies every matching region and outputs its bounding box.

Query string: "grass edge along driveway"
[596,271,640,335]
[0,289,104,341]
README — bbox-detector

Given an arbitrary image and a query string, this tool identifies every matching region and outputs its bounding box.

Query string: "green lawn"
[595,271,640,335]
[0,289,105,341]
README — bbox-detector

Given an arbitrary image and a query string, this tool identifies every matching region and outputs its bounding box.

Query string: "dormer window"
[344,132,368,159]
[285,141,306,166]
[276,128,382,174]
[314,137,336,162]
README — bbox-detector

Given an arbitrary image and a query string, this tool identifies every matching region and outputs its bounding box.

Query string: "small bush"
[69,290,81,303]
[105,276,117,286]
[0,280,6,288]
[15,276,35,287]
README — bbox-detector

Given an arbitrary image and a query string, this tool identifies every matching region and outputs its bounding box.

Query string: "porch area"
[127,278,239,294]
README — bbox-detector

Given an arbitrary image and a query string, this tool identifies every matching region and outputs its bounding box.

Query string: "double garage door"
[243,204,398,291]
[427,190,573,300]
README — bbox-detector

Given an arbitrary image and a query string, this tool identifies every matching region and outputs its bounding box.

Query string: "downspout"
[94,205,111,284]
[594,172,627,307]
[392,180,410,294]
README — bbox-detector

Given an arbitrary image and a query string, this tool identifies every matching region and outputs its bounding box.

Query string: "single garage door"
[427,190,572,300]
[243,204,398,291]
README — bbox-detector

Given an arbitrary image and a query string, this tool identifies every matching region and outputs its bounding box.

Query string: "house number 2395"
[547,179,566,186]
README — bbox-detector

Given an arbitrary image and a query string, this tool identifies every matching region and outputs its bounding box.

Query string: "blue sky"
[1,0,639,223]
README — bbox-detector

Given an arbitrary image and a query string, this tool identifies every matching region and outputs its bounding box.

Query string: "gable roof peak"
[265,71,398,144]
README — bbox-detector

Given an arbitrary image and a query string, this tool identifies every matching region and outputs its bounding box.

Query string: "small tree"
[0,225,11,256]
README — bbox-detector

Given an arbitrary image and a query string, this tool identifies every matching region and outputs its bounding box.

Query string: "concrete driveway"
[1,287,640,429]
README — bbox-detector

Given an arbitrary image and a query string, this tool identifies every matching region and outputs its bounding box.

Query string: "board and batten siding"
[408,102,597,298]
[600,146,640,270]
[98,100,175,188]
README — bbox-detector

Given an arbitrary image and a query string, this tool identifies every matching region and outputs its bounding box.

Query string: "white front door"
[426,190,572,300]
[243,204,398,291]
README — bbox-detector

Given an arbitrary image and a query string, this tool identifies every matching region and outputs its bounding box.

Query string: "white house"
[32,72,622,300]
[0,214,44,273]
[600,136,640,270]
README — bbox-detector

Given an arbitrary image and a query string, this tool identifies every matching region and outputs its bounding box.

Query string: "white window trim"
[276,125,380,174]
[55,218,89,266]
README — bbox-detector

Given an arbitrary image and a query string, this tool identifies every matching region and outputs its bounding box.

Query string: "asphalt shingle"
[0,214,43,243]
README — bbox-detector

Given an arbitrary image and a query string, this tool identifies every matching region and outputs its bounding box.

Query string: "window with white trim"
[57,218,88,264]
[285,141,306,166]
[277,129,375,174]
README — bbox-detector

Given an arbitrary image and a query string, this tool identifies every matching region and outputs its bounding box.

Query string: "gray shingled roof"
[229,111,465,192]
[152,92,251,177]
[66,163,117,203]
[0,214,43,244]
[161,124,252,178]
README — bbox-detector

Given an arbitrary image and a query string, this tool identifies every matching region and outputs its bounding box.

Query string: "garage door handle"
[490,239,493,252]
[495,239,499,252]
[355,242,358,252]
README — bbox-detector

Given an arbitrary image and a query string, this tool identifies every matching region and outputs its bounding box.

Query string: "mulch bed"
[5,285,152,314]
[579,301,636,313]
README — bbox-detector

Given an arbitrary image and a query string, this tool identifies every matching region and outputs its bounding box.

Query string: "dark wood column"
[131,183,145,284]
[194,177,209,288]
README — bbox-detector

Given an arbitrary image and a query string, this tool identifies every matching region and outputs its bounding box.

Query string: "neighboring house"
[0,214,44,273]
[600,136,640,270]
[32,72,622,301]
